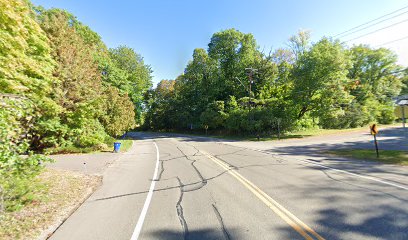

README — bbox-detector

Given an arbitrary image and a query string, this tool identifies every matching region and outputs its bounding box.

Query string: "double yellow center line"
[201,150,325,240]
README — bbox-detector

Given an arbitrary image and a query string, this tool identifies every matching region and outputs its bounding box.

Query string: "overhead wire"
[334,4,408,37]
[336,10,408,38]
[344,18,408,42]
[375,35,408,47]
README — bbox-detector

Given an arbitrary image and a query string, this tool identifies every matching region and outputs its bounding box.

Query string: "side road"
[47,140,158,240]
[218,126,408,186]
[130,126,408,186]
[234,125,408,152]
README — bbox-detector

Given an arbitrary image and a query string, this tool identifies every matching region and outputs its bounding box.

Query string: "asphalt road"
[49,131,408,240]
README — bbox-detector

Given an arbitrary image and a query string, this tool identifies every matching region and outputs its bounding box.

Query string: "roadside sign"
[370,124,378,135]
[370,124,379,158]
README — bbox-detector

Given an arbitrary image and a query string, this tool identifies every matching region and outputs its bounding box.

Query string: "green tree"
[0,0,65,150]
[200,101,227,129]
[0,97,51,211]
[208,29,260,100]
[108,46,153,124]
[144,79,177,130]
[100,86,136,136]
[176,48,218,124]
[346,45,404,124]
[291,38,352,121]
[36,9,108,147]
[0,0,55,95]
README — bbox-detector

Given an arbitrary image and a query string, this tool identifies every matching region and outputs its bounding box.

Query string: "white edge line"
[130,141,160,240]
[301,159,408,191]
[245,146,408,191]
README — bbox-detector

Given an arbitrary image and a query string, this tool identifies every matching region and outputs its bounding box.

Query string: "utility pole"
[245,68,257,134]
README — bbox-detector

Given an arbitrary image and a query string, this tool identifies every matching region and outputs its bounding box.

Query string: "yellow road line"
[201,150,325,240]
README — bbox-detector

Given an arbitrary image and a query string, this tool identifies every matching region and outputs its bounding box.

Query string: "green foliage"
[144,79,190,130]
[0,98,51,211]
[0,0,56,211]
[200,101,227,129]
[100,86,136,137]
[33,8,141,148]
[107,46,153,124]
[74,119,108,147]
[0,0,55,95]
[0,1,152,213]
[208,29,260,99]
[144,29,406,135]
[224,107,249,133]
[291,38,352,120]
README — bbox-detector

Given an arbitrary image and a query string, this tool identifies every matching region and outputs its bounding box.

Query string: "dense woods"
[143,29,408,134]
[0,0,152,211]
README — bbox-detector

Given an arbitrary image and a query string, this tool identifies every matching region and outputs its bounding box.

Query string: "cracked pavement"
[49,131,408,240]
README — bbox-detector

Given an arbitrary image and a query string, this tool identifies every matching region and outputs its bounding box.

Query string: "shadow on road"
[273,176,408,240]
[145,226,296,240]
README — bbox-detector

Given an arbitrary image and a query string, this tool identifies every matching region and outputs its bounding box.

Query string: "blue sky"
[31,0,408,86]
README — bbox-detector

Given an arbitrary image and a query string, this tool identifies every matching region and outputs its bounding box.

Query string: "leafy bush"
[100,86,136,137]
[200,101,227,129]
[0,98,51,212]
[74,119,108,148]
[378,103,396,124]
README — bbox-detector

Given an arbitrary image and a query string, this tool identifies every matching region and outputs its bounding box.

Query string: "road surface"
[49,131,408,240]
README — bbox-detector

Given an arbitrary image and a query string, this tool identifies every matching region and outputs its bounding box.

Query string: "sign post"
[204,125,208,135]
[370,124,379,158]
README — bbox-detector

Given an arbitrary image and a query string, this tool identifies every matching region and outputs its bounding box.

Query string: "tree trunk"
[298,106,308,119]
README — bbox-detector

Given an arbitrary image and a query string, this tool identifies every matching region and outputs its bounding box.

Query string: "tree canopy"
[144,29,407,134]
[0,0,153,210]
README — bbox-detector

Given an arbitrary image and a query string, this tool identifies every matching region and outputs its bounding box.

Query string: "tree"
[145,29,406,133]
[108,46,153,124]
[291,38,351,120]
[0,0,55,95]
[208,29,260,100]
[345,45,404,125]
[35,9,107,148]
[288,30,311,60]
[100,86,136,137]
[200,101,227,129]
[144,80,177,130]
[176,48,218,123]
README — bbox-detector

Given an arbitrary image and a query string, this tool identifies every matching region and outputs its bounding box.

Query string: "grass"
[116,139,133,152]
[326,149,408,166]
[45,139,133,154]
[0,169,101,240]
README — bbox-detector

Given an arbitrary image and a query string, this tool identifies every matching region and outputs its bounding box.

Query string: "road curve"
[50,132,408,240]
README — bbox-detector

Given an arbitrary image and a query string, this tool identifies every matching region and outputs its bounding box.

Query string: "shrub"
[75,119,108,148]
[0,98,51,212]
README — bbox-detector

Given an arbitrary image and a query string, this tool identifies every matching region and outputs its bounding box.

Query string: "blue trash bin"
[113,142,121,153]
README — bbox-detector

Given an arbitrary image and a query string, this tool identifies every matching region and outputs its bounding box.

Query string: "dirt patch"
[0,169,101,240]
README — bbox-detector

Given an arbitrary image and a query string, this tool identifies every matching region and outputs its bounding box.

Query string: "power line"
[334,4,408,37]
[337,10,408,39]
[345,18,408,42]
[375,35,408,47]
